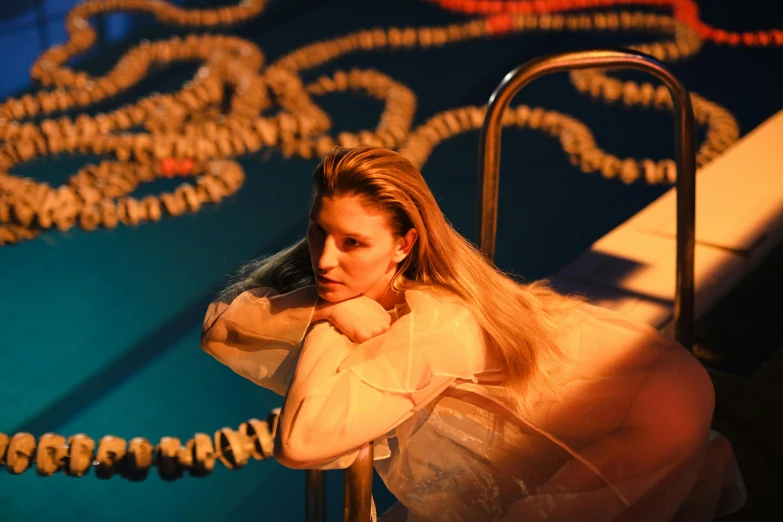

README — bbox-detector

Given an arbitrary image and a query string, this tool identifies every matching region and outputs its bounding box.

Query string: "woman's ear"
[393,228,419,263]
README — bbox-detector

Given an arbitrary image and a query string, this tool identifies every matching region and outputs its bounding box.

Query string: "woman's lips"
[316,274,341,285]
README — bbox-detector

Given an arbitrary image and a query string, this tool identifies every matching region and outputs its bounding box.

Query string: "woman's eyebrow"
[350,232,372,242]
[309,217,372,242]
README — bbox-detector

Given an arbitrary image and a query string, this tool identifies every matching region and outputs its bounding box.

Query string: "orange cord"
[428,0,783,45]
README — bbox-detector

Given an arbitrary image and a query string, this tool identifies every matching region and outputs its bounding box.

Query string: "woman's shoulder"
[404,285,464,306]
[403,286,477,324]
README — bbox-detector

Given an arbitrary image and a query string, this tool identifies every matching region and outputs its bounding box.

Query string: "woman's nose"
[316,237,339,271]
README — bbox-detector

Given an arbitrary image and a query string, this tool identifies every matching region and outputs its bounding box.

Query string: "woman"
[201,146,745,521]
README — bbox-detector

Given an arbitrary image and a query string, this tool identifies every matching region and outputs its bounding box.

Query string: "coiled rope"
[0,0,744,252]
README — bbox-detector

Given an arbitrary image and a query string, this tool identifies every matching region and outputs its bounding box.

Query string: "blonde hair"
[221,146,583,395]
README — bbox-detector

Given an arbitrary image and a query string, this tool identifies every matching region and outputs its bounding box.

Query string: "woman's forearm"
[263,285,324,327]
[201,285,324,394]
[275,324,355,467]
[202,286,321,343]
[311,298,333,323]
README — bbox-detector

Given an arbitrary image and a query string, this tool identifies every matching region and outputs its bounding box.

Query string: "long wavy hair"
[220,146,583,395]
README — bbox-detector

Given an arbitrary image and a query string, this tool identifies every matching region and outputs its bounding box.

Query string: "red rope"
[427,0,783,46]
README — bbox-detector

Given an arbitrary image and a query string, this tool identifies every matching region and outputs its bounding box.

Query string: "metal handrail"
[477,49,697,349]
[305,443,374,522]
[343,443,375,522]
[305,469,326,522]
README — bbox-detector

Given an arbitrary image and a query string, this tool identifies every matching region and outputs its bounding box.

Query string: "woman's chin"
[316,285,352,302]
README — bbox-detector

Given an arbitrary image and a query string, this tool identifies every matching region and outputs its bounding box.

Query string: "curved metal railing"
[477,48,697,349]
[305,443,374,522]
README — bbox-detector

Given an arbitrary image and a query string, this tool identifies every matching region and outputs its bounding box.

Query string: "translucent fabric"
[201,286,746,521]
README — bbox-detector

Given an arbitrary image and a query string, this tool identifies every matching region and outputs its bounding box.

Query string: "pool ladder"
[306,443,374,522]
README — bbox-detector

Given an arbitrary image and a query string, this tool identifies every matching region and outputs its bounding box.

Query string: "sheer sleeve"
[276,290,486,468]
[200,286,319,396]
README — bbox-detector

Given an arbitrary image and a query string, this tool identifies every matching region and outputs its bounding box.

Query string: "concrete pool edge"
[550,108,783,334]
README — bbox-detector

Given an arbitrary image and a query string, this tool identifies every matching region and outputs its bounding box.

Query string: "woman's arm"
[274,295,485,468]
[201,285,326,395]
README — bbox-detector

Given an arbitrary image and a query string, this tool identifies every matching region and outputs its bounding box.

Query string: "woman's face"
[308,193,416,303]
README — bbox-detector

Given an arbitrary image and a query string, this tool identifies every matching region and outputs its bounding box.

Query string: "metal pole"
[477,49,696,350]
[305,469,326,522]
[343,443,374,522]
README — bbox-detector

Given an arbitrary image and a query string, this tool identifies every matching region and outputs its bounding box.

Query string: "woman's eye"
[346,238,362,248]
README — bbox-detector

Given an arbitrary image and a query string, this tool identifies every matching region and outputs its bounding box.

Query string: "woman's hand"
[317,295,391,344]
